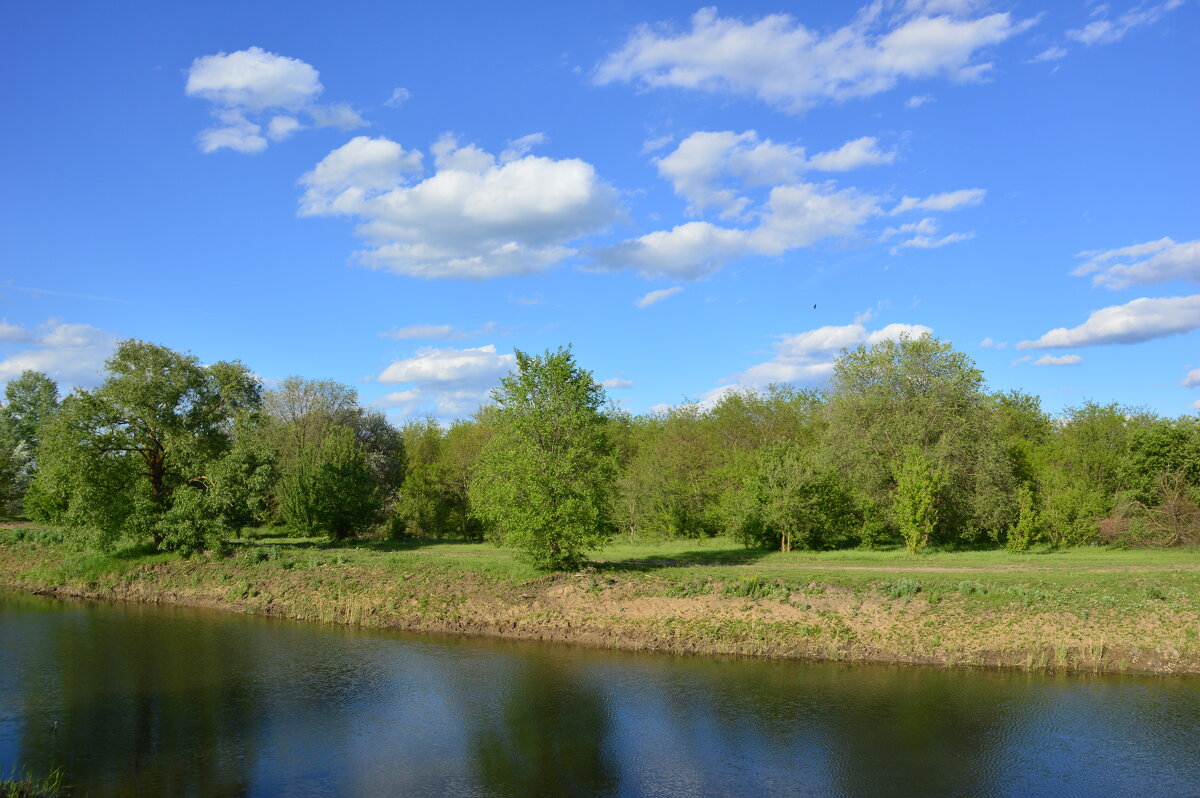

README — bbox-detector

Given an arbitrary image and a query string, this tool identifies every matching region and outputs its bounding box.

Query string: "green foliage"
[825,333,1017,545]
[391,416,487,539]
[733,442,858,551]
[266,378,394,540]
[0,370,60,513]
[1005,482,1042,553]
[885,578,922,599]
[892,447,945,553]
[26,340,260,551]
[278,425,381,540]
[470,347,616,571]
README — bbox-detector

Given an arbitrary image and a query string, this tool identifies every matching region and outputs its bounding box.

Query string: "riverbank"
[2,525,1198,674]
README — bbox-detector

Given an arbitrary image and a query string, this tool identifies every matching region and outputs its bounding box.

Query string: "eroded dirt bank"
[3,539,1197,675]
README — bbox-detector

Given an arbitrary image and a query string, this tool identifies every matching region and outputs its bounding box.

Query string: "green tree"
[265,377,398,538]
[0,370,60,513]
[26,340,259,550]
[892,446,945,553]
[469,347,616,571]
[824,333,1017,544]
[734,442,858,551]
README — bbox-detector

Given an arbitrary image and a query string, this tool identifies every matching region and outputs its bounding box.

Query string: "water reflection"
[1,593,1198,797]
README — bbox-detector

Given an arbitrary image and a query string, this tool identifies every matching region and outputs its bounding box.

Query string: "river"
[1,593,1197,797]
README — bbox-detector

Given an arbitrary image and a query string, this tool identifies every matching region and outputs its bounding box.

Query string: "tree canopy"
[470,347,617,570]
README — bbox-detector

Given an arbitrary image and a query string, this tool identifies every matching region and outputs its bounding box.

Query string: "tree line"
[1,335,1197,569]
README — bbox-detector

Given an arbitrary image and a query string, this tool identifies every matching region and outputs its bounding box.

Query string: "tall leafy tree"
[0,370,60,513]
[470,347,616,571]
[823,333,1017,544]
[26,340,260,550]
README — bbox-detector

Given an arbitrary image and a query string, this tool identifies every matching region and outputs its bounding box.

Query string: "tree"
[0,371,60,513]
[824,333,1017,545]
[26,340,260,551]
[733,442,858,551]
[892,447,945,553]
[469,347,616,571]
[266,377,401,535]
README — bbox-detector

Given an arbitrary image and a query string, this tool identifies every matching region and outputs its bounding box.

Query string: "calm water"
[1,593,1198,797]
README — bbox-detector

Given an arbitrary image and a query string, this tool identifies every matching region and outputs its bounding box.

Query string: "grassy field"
[2,523,1198,674]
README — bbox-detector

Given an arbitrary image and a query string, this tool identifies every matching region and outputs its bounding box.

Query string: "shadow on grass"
[592,545,776,573]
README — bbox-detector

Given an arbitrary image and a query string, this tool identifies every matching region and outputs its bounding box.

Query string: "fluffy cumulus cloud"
[729,321,932,387]
[1019,295,1200,349]
[654,130,895,219]
[1183,368,1200,388]
[300,134,621,279]
[1072,237,1200,290]
[807,137,896,171]
[594,4,1034,114]
[1067,0,1184,46]
[0,319,119,386]
[374,344,515,417]
[186,47,367,153]
[591,221,752,279]
[602,377,634,389]
[595,129,978,278]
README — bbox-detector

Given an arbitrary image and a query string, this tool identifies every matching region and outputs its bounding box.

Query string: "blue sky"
[2,0,1197,420]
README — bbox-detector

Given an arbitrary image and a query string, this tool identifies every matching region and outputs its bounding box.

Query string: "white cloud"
[642,134,675,153]
[379,321,501,340]
[186,46,366,153]
[0,320,119,386]
[594,5,1034,114]
[655,130,807,217]
[603,377,635,389]
[591,222,751,279]
[854,300,887,323]
[1072,237,1200,290]
[750,183,881,255]
[1182,368,1200,388]
[307,103,367,130]
[267,115,301,142]
[906,94,933,108]
[500,133,547,163]
[186,46,321,110]
[979,336,1008,349]
[605,128,976,279]
[891,187,986,213]
[385,87,412,107]
[636,286,683,308]
[1034,354,1082,366]
[198,110,267,154]
[807,137,896,171]
[729,321,932,388]
[378,344,514,385]
[1068,0,1184,46]
[1030,45,1068,62]
[891,230,975,253]
[882,217,939,238]
[1019,295,1200,349]
[0,319,32,343]
[1192,399,1200,411]
[300,135,620,279]
[373,344,515,417]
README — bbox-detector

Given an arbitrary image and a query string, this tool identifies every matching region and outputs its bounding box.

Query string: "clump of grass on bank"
[1,767,65,798]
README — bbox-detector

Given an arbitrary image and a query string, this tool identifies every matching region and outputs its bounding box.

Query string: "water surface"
[1,593,1197,797]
